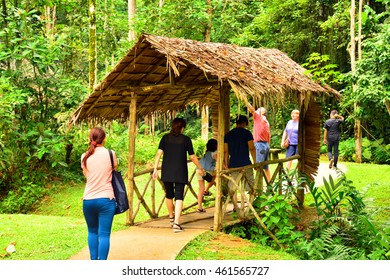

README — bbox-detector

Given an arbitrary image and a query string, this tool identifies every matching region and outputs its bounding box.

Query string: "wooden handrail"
[126,153,302,234]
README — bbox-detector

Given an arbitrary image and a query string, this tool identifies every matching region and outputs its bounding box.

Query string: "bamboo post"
[213,84,229,231]
[126,92,137,225]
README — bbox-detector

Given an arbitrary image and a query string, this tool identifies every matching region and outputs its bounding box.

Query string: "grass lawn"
[0,160,389,260]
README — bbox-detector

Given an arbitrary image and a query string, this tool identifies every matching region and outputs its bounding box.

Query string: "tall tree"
[349,0,362,163]
[128,0,136,42]
[1,0,10,69]
[89,0,97,92]
[201,0,213,140]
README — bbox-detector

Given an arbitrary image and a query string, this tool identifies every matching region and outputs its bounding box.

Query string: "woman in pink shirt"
[81,127,117,260]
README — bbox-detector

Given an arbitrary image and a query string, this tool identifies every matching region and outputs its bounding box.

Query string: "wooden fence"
[124,149,302,233]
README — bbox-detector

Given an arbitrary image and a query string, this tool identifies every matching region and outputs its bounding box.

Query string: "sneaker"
[173,223,184,233]
[329,159,334,169]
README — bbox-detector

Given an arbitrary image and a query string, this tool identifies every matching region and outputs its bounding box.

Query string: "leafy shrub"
[327,137,390,164]
[0,181,47,213]
[227,169,303,248]
[300,172,390,260]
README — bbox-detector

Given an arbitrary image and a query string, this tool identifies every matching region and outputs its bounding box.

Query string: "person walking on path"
[196,139,218,212]
[81,127,117,260]
[245,102,271,182]
[224,115,256,209]
[152,117,205,233]
[323,110,344,169]
[281,109,300,170]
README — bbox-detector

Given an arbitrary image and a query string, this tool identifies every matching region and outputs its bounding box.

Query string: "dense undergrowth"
[224,169,390,260]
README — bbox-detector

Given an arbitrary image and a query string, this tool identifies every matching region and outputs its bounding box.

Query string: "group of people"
[80,107,343,259]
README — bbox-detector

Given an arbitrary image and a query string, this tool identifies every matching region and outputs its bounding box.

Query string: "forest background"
[0,0,390,215]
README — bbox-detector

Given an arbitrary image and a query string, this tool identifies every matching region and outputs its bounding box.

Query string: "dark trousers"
[327,139,340,167]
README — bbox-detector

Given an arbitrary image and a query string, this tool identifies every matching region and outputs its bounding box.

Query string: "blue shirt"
[224,127,254,168]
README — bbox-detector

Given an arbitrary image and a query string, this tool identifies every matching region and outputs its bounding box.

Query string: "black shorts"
[163,182,185,200]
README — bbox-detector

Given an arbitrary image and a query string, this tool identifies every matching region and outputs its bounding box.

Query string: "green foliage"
[0,6,86,210]
[1,182,47,214]
[309,171,365,220]
[228,169,303,247]
[341,8,390,141]
[227,168,389,260]
[301,171,389,260]
[302,52,343,87]
[338,137,390,164]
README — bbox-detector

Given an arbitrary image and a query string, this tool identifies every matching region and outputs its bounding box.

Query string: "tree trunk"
[200,0,213,140]
[44,5,57,36]
[88,0,97,93]
[1,0,10,69]
[349,0,362,163]
[128,0,136,42]
[204,0,212,42]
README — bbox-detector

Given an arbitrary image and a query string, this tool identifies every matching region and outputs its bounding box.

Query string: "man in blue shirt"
[224,115,256,210]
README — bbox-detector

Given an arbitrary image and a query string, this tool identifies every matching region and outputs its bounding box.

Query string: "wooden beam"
[126,93,137,225]
[113,81,219,93]
[297,101,306,206]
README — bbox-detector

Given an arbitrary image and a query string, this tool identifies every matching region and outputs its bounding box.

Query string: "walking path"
[70,163,346,260]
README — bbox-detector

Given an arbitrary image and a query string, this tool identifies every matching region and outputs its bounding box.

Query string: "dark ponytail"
[170,117,186,136]
[82,127,106,169]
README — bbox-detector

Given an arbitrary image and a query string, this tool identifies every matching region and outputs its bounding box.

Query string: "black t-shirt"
[224,127,253,168]
[323,118,343,141]
[158,133,194,183]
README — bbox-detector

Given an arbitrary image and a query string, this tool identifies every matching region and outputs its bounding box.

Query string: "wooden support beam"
[112,81,219,93]
[297,102,306,206]
[126,93,137,225]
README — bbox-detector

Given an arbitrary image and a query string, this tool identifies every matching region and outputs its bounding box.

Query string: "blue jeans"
[83,198,116,260]
[254,141,270,169]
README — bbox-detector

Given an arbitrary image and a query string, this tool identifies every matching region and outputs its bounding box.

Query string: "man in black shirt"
[323,110,344,169]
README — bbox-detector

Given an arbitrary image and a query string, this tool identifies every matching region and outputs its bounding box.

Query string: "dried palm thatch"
[70,33,339,124]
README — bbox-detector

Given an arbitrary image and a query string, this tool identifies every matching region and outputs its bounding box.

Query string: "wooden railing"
[124,149,301,228]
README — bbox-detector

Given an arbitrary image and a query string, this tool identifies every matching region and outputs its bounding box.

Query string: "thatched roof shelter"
[70,33,338,124]
[70,33,340,228]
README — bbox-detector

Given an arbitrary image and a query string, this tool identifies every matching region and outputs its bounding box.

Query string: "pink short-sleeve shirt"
[81,147,115,200]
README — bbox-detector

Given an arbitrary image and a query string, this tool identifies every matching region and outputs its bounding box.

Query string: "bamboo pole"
[126,92,137,225]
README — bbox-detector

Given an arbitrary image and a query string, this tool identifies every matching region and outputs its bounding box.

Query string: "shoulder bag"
[108,150,129,215]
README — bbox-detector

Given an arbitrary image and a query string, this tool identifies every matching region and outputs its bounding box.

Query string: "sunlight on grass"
[0,214,86,260]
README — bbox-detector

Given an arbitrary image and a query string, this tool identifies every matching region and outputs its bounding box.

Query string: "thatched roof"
[70,33,338,124]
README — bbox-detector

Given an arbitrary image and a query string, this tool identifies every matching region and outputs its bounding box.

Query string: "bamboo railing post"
[126,92,137,225]
[151,176,156,217]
